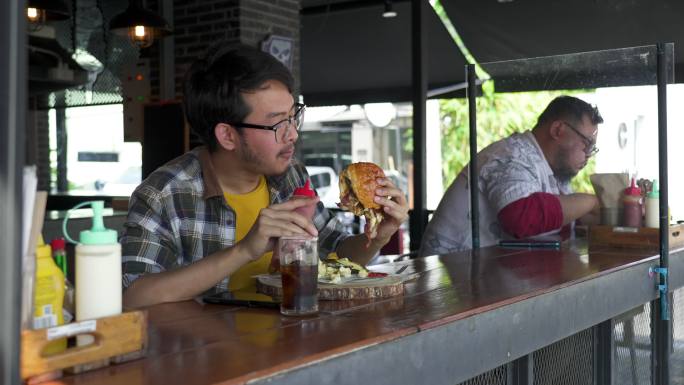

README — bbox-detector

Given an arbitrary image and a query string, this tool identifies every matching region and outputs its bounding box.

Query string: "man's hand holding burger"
[371,176,409,244]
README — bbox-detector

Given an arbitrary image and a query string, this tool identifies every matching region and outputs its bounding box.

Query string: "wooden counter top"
[47,241,664,385]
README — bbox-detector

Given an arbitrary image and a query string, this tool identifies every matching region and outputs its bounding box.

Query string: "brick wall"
[172,0,240,99]
[148,0,300,101]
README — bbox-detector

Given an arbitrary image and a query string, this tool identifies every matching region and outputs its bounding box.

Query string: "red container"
[622,178,643,227]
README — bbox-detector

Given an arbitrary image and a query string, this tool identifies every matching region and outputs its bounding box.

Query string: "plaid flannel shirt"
[121,146,349,293]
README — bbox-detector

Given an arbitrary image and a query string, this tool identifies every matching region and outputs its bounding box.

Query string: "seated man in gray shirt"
[420,96,602,255]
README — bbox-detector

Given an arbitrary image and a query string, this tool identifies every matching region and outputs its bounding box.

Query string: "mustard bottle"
[33,240,66,354]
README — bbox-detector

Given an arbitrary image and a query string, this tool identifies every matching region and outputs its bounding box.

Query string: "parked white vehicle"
[305,166,340,209]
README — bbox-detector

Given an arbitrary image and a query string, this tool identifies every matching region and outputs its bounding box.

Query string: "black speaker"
[142,103,186,179]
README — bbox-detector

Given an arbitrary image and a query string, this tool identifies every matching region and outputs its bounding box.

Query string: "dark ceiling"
[301,0,684,104]
[300,0,467,106]
[301,0,365,9]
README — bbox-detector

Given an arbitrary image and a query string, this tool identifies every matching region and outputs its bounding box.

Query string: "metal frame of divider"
[465,43,673,385]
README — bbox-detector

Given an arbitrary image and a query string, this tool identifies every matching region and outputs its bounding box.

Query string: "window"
[49,104,141,195]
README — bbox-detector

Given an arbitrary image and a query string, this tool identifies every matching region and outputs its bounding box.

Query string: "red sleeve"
[497,192,563,238]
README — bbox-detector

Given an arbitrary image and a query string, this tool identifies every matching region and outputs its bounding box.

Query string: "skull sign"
[261,35,294,70]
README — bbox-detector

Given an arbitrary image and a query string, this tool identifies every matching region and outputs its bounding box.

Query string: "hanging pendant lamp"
[27,0,70,30]
[109,0,172,49]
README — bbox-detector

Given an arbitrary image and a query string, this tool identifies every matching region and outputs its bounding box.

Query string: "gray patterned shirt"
[121,146,349,293]
[420,131,572,255]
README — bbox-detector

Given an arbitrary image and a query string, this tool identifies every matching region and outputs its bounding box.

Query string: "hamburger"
[338,162,385,244]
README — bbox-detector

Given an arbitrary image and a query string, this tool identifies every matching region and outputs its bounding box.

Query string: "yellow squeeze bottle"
[33,239,66,354]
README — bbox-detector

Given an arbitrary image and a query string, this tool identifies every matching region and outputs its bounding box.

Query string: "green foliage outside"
[403,89,597,194]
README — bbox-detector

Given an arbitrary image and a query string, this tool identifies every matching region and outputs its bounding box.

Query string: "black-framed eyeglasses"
[227,103,306,143]
[562,121,599,157]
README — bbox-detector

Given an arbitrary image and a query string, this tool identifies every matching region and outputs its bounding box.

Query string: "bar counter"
[45,241,683,385]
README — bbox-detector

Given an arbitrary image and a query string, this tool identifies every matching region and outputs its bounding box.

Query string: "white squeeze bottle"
[63,200,121,345]
[645,179,660,228]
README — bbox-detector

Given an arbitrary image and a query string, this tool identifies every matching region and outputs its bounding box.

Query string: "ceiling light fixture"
[109,0,171,49]
[382,0,397,18]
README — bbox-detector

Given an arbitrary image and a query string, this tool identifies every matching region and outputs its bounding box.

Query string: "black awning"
[301,1,468,106]
[442,0,684,89]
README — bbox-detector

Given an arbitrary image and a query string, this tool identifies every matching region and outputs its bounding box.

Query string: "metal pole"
[466,64,479,249]
[409,0,427,252]
[650,298,657,384]
[159,0,175,101]
[594,320,614,385]
[654,42,670,385]
[0,0,26,383]
[509,354,533,385]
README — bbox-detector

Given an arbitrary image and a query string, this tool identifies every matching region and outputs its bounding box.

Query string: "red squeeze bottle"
[269,180,318,274]
[622,177,643,227]
[292,180,317,220]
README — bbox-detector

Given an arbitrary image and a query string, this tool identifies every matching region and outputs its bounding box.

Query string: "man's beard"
[236,135,294,176]
[552,146,579,183]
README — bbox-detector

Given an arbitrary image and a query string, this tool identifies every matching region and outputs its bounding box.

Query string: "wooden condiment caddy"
[588,223,684,252]
[21,310,147,382]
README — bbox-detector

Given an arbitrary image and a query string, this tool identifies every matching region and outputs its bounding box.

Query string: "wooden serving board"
[256,274,405,300]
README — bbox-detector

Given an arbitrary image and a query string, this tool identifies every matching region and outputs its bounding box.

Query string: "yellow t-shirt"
[225,176,271,291]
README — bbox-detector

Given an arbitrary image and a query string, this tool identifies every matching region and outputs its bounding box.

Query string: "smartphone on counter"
[498,238,561,249]
[203,290,280,308]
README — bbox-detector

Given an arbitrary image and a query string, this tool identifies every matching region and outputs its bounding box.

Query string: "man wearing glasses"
[420,96,602,255]
[121,44,409,308]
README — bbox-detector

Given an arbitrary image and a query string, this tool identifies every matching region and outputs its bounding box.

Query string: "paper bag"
[590,173,628,225]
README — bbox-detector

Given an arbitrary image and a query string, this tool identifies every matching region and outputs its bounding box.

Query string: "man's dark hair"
[183,43,294,151]
[535,95,603,129]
